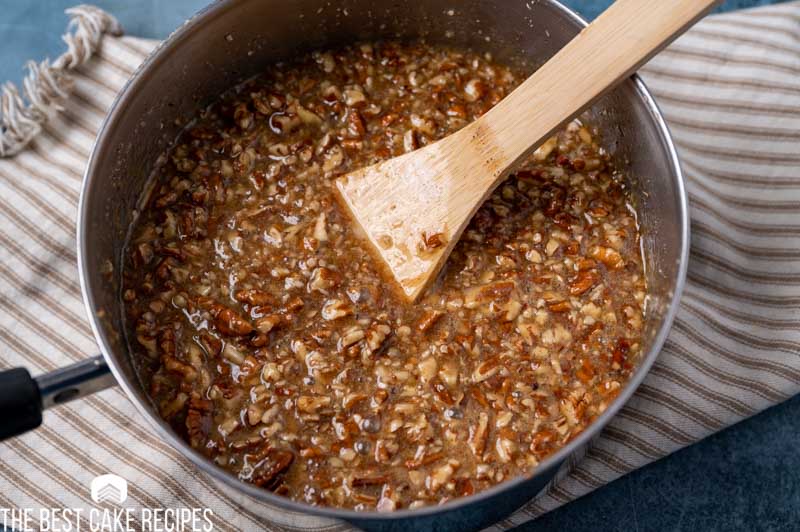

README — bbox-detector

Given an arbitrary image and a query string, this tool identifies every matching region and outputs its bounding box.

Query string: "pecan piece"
[185,396,212,449]
[477,280,515,302]
[404,451,445,470]
[455,478,475,497]
[154,257,176,280]
[321,299,352,321]
[215,307,254,336]
[155,191,178,208]
[365,323,391,353]
[472,355,501,383]
[352,473,390,487]
[416,309,443,332]
[136,242,154,265]
[198,331,221,357]
[254,314,282,334]
[431,377,455,405]
[251,449,294,491]
[530,428,557,457]
[346,110,366,138]
[553,212,578,230]
[380,113,399,127]
[547,300,571,313]
[159,328,176,357]
[308,267,339,293]
[297,395,332,414]
[163,356,196,382]
[234,289,276,307]
[612,338,631,366]
[469,412,489,457]
[590,245,625,270]
[463,78,486,102]
[542,185,566,217]
[569,270,599,296]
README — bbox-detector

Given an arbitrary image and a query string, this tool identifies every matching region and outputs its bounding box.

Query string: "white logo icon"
[90,474,128,504]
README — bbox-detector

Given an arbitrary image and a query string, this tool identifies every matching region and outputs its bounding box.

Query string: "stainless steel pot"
[0,0,689,530]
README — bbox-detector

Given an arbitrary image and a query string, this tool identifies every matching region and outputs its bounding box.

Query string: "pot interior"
[80,0,685,521]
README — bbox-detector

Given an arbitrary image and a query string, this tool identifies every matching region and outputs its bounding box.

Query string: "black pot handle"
[0,356,115,441]
[0,367,43,440]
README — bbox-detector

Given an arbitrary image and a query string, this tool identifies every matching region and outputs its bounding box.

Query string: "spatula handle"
[478,0,719,174]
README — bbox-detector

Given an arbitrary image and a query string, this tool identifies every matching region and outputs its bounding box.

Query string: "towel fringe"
[0,4,121,158]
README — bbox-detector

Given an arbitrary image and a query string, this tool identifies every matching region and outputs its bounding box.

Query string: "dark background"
[0,1,796,531]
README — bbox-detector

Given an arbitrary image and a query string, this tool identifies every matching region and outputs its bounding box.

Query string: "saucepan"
[0,0,689,530]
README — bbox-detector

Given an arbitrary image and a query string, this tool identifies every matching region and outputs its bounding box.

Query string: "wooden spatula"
[336,0,717,301]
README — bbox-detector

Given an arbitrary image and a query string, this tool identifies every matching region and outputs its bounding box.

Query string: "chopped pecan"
[590,246,625,270]
[346,110,366,138]
[251,449,294,491]
[234,289,276,307]
[254,314,281,334]
[547,300,571,313]
[215,307,254,336]
[163,356,196,382]
[416,309,443,332]
[569,270,599,296]
[352,473,390,487]
[198,332,221,357]
[469,412,489,457]
[185,396,211,448]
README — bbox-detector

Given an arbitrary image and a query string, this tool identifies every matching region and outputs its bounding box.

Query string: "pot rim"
[77,0,690,522]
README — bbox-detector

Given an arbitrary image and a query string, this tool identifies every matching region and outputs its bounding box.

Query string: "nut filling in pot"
[123,41,646,511]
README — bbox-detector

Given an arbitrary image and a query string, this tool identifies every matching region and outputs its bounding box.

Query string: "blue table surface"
[1,1,796,531]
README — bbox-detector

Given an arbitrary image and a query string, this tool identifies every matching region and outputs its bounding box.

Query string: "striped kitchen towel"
[0,2,799,531]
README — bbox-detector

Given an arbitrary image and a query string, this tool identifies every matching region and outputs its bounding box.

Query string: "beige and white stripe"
[1,2,799,530]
